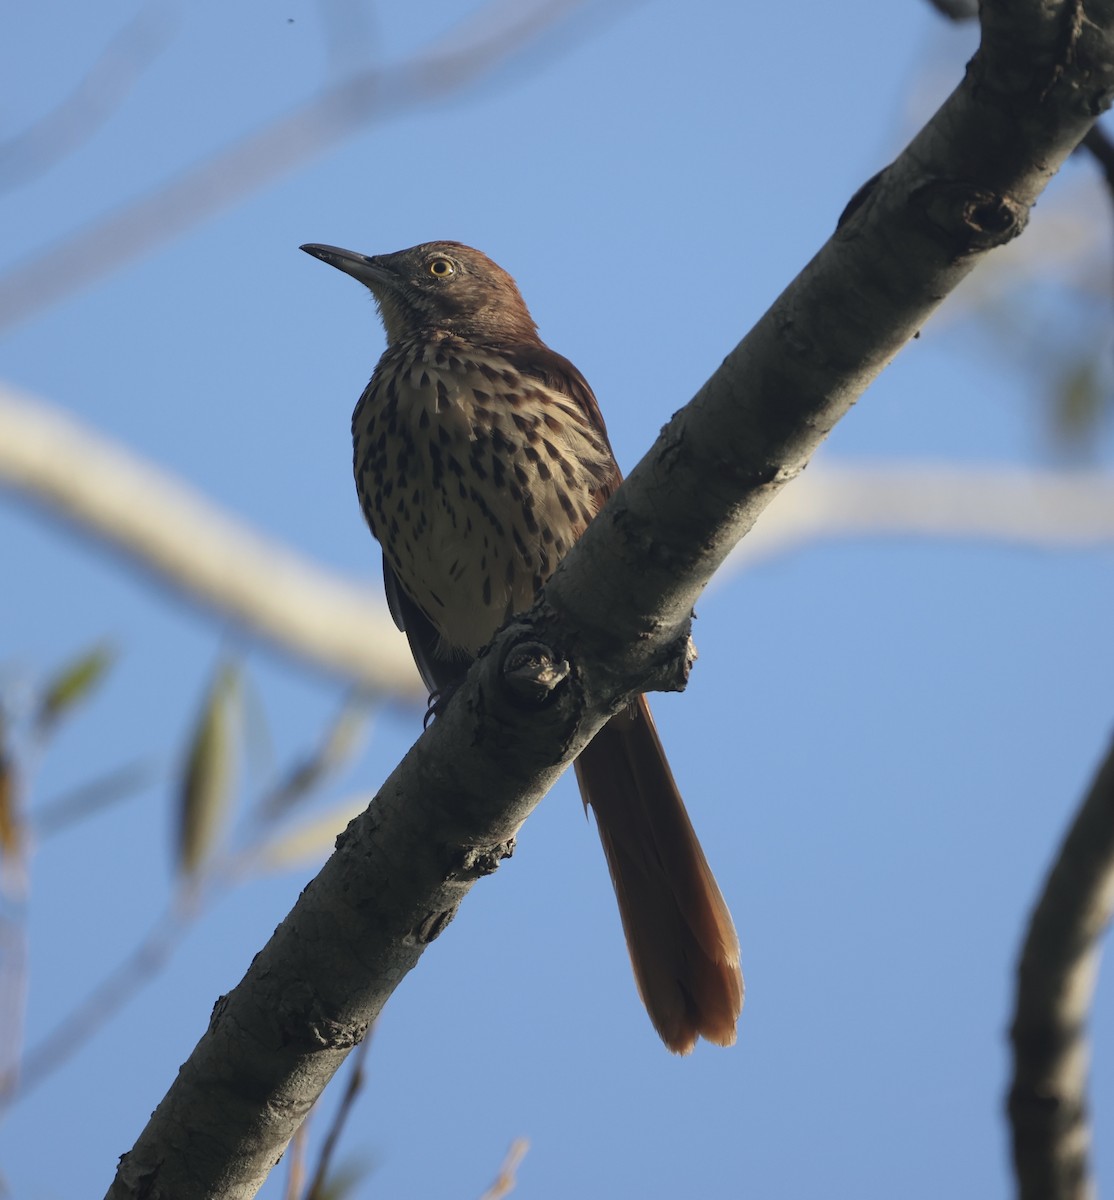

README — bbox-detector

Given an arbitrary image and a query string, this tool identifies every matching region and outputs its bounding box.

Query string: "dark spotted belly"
[352,337,614,655]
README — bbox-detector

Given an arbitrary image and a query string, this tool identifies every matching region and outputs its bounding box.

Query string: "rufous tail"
[574,696,743,1054]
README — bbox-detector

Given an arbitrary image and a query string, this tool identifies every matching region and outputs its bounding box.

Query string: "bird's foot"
[423,683,459,728]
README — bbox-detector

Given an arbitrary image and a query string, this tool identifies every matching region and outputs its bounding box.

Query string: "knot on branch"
[961,191,1028,243]
[837,166,887,228]
[639,620,698,697]
[278,983,366,1049]
[413,907,458,944]
[449,838,517,881]
[588,618,696,702]
[919,181,1029,251]
[501,639,570,706]
[673,631,699,692]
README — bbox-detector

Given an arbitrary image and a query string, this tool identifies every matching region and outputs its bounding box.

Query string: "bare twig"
[2,676,376,1110]
[479,1139,530,1200]
[0,4,177,192]
[312,0,380,76]
[253,697,372,823]
[0,894,194,1109]
[0,0,594,331]
[33,761,154,840]
[283,1122,310,1200]
[0,911,27,1103]
[303,1030,373,1200]
[1008,736,1114,1200]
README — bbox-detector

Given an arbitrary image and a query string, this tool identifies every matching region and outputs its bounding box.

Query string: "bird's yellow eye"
[429,258,455,278]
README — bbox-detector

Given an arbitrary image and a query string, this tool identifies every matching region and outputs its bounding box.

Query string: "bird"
[301,239,742,1053]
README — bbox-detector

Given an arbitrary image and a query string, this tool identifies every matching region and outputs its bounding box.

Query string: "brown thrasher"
[301,240,742,1053]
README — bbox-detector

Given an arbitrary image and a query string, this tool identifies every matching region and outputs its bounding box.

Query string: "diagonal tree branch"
[104,3,1114,1196]
[1008,735,1114,1200]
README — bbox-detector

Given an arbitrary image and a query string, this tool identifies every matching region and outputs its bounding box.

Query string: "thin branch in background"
[0,643,124,1099]
[32,760,153,840]
[479,1139,530,1200]
[0,910,27,1108]
[0,384,421,696]
[0,893,195,1109]
[303,1029,373,1200]
[1007,735,1114,1200]
[5,378,1114,689]
[0,661,372,1110]
[0,0,596,332]
[313,0,380,77]
[253,695,372,823]
[0,4,178,193]
[716,463,1114,581]
[284,1121,310,1200]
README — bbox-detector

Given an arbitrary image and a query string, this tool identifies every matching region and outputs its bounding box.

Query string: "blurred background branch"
[3,379,1110,681]
[720,462,1114,576]
[0,384,419,695]
[0,3,177,193]
[0,652,375,1111]
[0,0,598,332]
[1008,735,1114,1200]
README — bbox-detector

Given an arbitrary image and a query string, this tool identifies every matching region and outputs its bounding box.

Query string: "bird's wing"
[495,339,623,503]
[382,554,462,694]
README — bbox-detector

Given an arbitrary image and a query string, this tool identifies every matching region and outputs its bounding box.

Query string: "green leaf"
[1050,355,1106,449]
[176,662,241,877]
[35,643,116,736]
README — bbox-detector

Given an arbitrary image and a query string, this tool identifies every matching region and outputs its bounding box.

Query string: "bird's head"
[300,240,539,346]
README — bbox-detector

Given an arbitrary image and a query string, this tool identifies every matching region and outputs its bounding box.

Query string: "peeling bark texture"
[104,3,1114,1197]
[1008,737,1114,1200]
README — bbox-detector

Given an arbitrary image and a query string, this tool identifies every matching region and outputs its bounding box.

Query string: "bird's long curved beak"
[300,243,394,290]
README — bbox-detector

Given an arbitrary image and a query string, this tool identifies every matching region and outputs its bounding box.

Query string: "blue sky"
[2,2,1113,1197]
